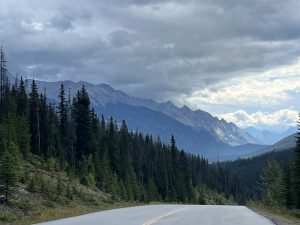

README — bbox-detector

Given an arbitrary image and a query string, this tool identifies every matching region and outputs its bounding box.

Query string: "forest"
[224,141,300,209]
[1,47,300,214]
[0,49,238,206]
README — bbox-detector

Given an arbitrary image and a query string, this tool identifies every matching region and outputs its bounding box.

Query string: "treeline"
[222,149,294,200]
[0,48,240,204]
[223,136,300,209]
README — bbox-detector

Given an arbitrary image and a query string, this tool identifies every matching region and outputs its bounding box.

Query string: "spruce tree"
[0,142,20,204]
[16,116,31,158]
[285,164,294,208]
[108,116,120,174]
[39,92,50,158]
[260,160,285,207]
[29,79,41,155]
[58,83,68,143]
[16,77,28,116]
[74,86,93,160]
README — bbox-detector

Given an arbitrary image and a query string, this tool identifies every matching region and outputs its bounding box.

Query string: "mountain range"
[244,126,297,145]
[219,131,297,161]
[12,77,298,159]
[18,79,262,158]
[246,133,297,157]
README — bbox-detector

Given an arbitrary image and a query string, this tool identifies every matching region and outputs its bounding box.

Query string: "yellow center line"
[142,207,189,225]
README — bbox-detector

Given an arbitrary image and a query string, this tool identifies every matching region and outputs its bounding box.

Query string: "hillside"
[0,156,137,225]
[249,133,297,156]
[222,148,295,200]
[1,155,237,225]
[215,133,297,162]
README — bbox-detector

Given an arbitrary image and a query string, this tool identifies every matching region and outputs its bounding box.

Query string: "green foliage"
[16,116,31,158]
[260,160,285,207]
[29,79,41,155]
[222,148,294,204]
[81,173,96,187]
[28,175,38,193]
[0,141,20,204]
[0,49,241,209]
[46,157,60,172]
[0,210,17,223]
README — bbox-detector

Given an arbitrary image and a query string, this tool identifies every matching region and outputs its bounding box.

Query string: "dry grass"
[248,202,300,225]
[0,201,140,225]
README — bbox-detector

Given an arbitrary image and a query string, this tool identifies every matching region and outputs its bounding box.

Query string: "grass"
[0,197,140,225]
[248,201,300,225]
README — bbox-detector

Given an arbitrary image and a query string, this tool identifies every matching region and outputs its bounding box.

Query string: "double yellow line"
[142,207,189,225]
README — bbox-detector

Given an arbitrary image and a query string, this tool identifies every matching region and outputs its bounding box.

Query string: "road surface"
[34,205,274,225]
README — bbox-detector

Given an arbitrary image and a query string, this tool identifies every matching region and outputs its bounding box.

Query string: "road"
[34,205,275,225]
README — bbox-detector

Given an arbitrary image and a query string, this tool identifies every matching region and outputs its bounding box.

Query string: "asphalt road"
[34,205,275,225]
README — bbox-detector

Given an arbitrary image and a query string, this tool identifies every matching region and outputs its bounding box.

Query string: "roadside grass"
[0,199,140,225]
[248,201,300,224]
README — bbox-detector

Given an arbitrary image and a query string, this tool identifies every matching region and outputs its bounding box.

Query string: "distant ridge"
[220,133,297,162]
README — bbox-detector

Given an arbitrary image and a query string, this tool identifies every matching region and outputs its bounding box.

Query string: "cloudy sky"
[1,0,300,131]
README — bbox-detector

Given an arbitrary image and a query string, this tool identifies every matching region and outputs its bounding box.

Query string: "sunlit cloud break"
[220,109,298,131]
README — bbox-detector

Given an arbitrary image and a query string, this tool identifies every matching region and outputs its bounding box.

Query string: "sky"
[0,0,300,132]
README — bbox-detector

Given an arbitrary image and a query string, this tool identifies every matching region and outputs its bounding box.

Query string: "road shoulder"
[250,207,300,225]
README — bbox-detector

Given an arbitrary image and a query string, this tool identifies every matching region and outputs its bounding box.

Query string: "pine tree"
[16,116,31,158]
[29,79,41,155]
[14,77,31,158]
[285,164,294,208]
[39,92,50,158]
[16,77,28,116]
[80,154,96,187]
[0,142,20,204]
[119,120,131,181]
[260,160,285,207]
[74,86,93,160]
[44,103,62,162]
[108,116,120,174]
[97,144,114,192]
[58,83,68,144]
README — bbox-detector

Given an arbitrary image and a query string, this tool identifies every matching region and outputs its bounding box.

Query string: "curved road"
[34,205,274,225]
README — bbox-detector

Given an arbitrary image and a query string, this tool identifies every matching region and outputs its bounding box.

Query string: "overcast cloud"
[1,0,300,131]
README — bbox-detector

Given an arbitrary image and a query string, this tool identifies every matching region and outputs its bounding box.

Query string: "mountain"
[247,133,297,157]
[21,79,258,158]
[221,133,297,161]
[244,126,297,145]
[219,132,296,162]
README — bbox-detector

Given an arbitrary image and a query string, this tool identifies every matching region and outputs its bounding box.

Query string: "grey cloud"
[0,0,300,106]
[109,30,134,47]
[50,14,73,31]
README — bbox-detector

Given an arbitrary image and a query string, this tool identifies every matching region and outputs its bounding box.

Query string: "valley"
[1,0,300,222]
